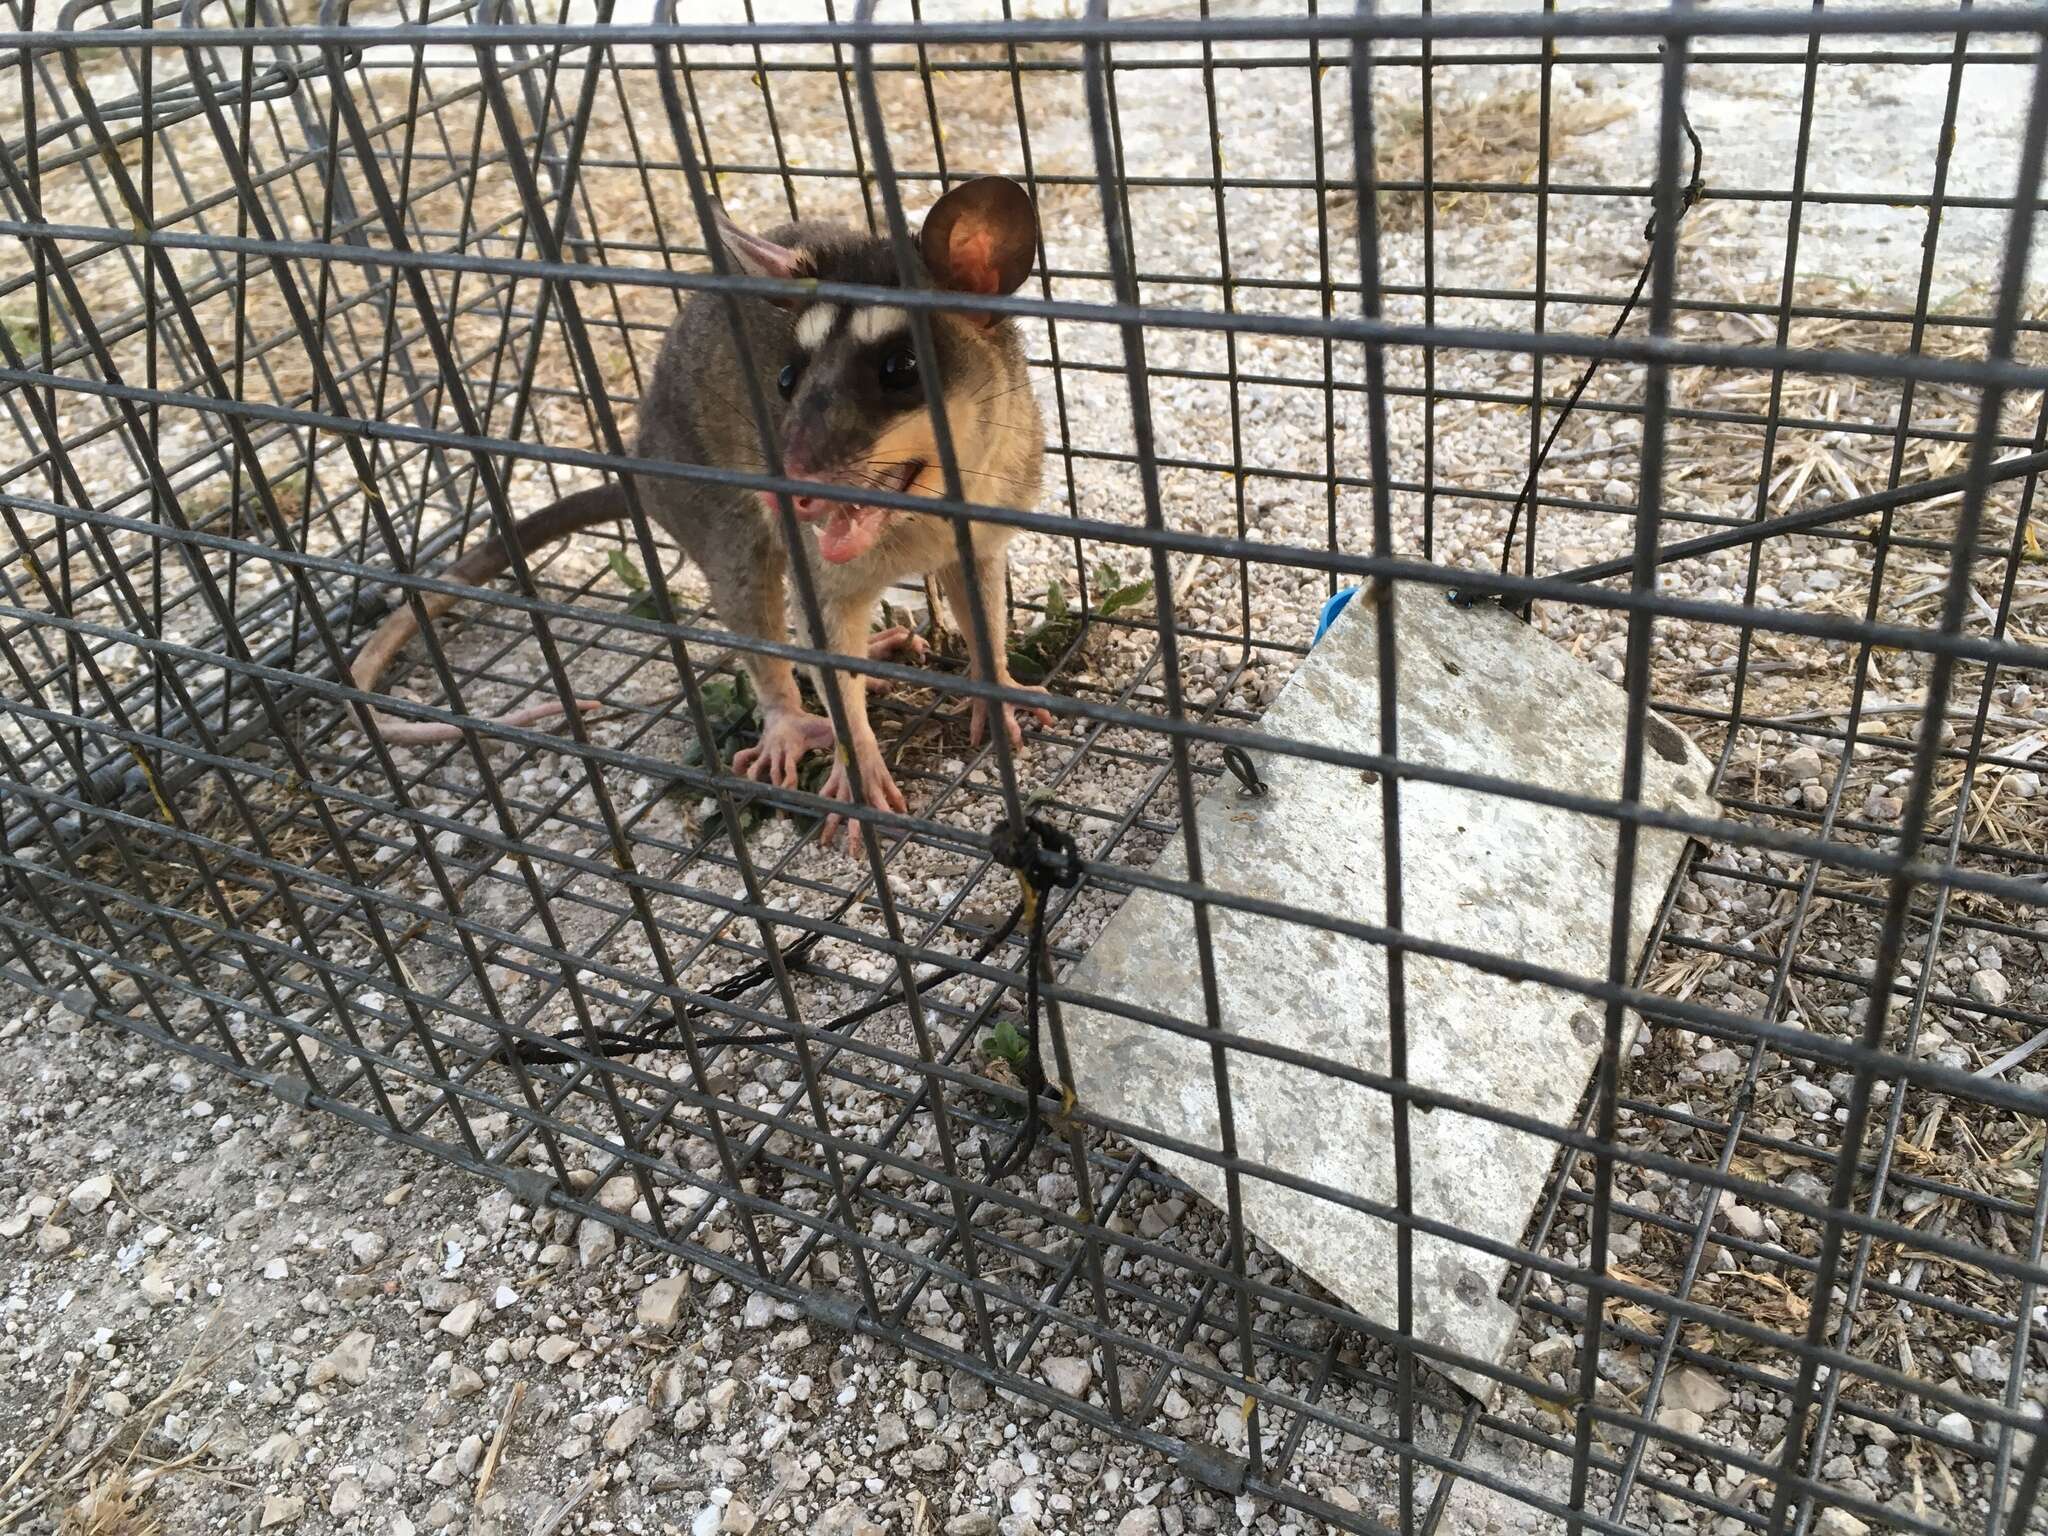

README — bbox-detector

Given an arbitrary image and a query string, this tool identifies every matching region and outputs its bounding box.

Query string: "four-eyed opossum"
[349,176,1051,853]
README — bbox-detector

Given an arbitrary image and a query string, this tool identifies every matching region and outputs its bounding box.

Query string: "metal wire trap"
[5,3,2048,1534]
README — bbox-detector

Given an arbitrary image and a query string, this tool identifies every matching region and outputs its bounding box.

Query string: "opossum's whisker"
[864,457,1041,495]
[968,378,1038,408]
[860,454,1024,483]
[953,468,1045,492]
[838,466,907,493]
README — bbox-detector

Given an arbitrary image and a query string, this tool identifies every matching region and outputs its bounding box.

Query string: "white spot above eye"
[794,303,841,351]
[850,304,911,344]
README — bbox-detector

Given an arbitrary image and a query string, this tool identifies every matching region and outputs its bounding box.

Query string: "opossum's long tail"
[348,483,631,745]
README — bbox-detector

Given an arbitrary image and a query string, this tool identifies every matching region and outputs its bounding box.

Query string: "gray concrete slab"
[1056,582,1719,1403]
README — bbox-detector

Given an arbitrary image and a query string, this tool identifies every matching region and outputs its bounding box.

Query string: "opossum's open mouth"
[806,459,925,566]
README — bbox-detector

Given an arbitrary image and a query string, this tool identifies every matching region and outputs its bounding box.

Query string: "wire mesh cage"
[3,2,2047,1532]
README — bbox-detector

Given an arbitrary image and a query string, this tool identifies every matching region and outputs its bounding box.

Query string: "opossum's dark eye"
[777,362,800,399]
[878,347,919,393]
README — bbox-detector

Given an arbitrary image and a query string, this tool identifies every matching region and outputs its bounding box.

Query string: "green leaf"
[698,675,741,721]
[1090,561,1154,619]
[987,1018,1030,1068]
[607,549,648,591]
[674,672,762,778]
[614,550,692,624]
[796,751,835,798]
[1006,580,1079,685]
[1097,575,1154,618]
[0,310,41,362]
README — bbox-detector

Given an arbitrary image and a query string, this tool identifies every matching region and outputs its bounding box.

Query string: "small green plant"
[986,1017,1030,1070]
[676,669,759,775]
[0,310,43,363]
[978,1017,1033,1120]
[1007,581,1075,684]
[607,549,687,623]
[1006,565,1153,684]
[1090,561,1154,619]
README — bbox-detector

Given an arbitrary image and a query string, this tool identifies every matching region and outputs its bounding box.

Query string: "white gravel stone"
[576,1219,617,1268]
[439,1299,482,1339]
[1665,1367,1731,1417]
[308,1331,375,1388]
[638,1273,688,1330]
[604,1404,655,1454]
[1042,1355,1092,1397]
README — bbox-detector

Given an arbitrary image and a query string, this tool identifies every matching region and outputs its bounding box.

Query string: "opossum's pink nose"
[782,434,825,482]
[760,484,840,524]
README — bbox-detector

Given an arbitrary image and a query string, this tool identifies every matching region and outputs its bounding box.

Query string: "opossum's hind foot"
[733,707,835,788]
[864,625,930,691]
[971,685,1056,750]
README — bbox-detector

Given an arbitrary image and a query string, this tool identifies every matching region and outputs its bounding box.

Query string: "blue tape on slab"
[1313,587,1359,646]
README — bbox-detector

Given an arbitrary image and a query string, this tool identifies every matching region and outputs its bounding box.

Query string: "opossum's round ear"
[713,205,805,295]
[919,175,1038,324]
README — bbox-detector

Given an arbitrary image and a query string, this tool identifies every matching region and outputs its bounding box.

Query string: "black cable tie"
[1221,745,1268,799]
[991,812,1083,896]
[1458,96,1706,616]
[502,820,1076,1178]
[984,813,1086,1180]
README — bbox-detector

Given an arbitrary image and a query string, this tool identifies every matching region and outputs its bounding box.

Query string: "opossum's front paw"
[733,708,834,789]
[819,745,909,856]
[971,684,1057,750]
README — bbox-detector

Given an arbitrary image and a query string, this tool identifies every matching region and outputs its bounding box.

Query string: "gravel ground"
[2,1001,1226,1536]
[4,1,2047,1533]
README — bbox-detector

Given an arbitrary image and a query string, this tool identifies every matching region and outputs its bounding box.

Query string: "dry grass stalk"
[0,1308,227,1535]
[0,1366,91,1509]
[1372,86,1636,229]
[55,1474,160,1536]
[472,1380,526,1506]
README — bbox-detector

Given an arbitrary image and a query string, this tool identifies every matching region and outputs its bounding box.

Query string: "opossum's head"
[715,177,1040,565]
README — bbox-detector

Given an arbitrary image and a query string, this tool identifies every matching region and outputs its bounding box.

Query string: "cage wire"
[2,1,2047,1532]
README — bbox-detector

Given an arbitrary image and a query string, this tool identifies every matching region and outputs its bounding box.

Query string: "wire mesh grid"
[2,2,2047,1532]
